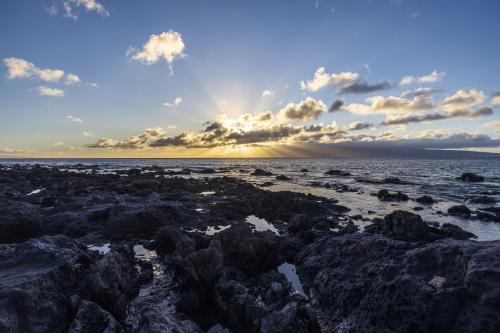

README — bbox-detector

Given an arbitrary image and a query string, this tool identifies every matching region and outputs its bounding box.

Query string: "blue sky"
[1,0,499,157]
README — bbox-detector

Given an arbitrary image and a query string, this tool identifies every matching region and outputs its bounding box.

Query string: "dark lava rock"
[0,235,138,332]
[216,223,281,275]
[251,169,273,176]
[457,172,484,182]
[377,189,409,201]
[276,175,291,181]
[260,181,274,187]
[300,168,309,172]
[416,195,436,204]
[365,210,476,241]
[383,177,411,185]
[297,233,500,332]
[448,205,472,218]
[68,299,122,332]
[0,199,41,243]
[475,211,500,222]
[325,169,351,176]
[470,196,497,204]
[413,206,424,211]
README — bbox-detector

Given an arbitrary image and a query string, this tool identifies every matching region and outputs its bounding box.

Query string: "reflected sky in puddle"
[278,262,307,298]
[133,244,157,261]
[188,225,231,236]
[27,188,45,196]
[246,215,279,235]
[87,243,111,255]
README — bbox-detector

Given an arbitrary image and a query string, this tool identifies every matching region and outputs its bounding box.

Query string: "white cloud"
[53,141,65,146]
[128,30,186,73]
[442,89,485,111]
[65,73,81,85]
[167,125,176,129]
[164,96,183,107]
[300,67,359,92]
[483,121,500,130]
[67,115,83,123]
[400,70,445,85]
[46,5,58,16]
[278,97,327,121]
[83,131,93,136]
[4,57,65,82]
[63,0,109,20]
[36,86,65,97]
[262,90,275,97]
[491,95,500,106]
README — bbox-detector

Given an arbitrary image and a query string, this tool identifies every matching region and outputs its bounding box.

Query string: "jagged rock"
[365,210,475,241]
[416,195,436,204]
[297,233,500,332]
[448,205,472,218]
[457,173,484,182]
[377,189,409,201]
[68,299,122,333]
[325,169,351,176]
[276,175,291,181]
[251,169,273,176]
[0,235,137,332]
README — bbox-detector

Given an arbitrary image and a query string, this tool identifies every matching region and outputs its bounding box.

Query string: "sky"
[1,0,499,158]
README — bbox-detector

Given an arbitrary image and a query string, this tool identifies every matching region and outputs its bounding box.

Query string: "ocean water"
[2,158,499,241]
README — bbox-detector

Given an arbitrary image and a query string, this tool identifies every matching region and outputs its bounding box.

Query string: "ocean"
[1,157,499,241]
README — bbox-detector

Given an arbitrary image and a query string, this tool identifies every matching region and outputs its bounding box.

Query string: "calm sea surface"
[2,158,499,241]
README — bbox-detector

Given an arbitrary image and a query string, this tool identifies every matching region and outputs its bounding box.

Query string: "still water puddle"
[188,225,231,236]
[133,244,157,261]
[278,262,307,298]
[87,243,111,254]
[27,188,45,196]
[246,215,280,235]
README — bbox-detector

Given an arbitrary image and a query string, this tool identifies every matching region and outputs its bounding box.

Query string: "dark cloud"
[401,88,441,99]
[328,99,345,112]
[339,80,391,94]
[383,107,493,126]
[348,122,374,131]
[383,113,447,125]
[491,91,500,97]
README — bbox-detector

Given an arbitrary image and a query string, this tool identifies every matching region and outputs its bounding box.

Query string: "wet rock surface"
[0,165,498,332]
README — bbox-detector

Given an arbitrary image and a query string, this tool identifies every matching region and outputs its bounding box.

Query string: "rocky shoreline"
[0,164,499,332]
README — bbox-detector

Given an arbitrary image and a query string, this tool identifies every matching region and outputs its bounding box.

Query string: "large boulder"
[377,189,409,201]
[0,235,138,332]
[297,233,500,332]
[457,173,484,182]
[0,199,41,243]
[366,210,475,241]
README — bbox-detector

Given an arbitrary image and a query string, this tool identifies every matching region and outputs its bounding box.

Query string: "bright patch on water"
[246,215,280,235]
[200,191,216,196]
[27,188,45,196]
[87,243,111,254]
[278,262,307,298]
[133,244,157,261]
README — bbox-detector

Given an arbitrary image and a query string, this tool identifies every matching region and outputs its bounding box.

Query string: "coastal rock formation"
[365,210,476,241]
[457,172,484,182]
[0,235,137,332]
[377,189,409,201]
[297,233,500,332]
